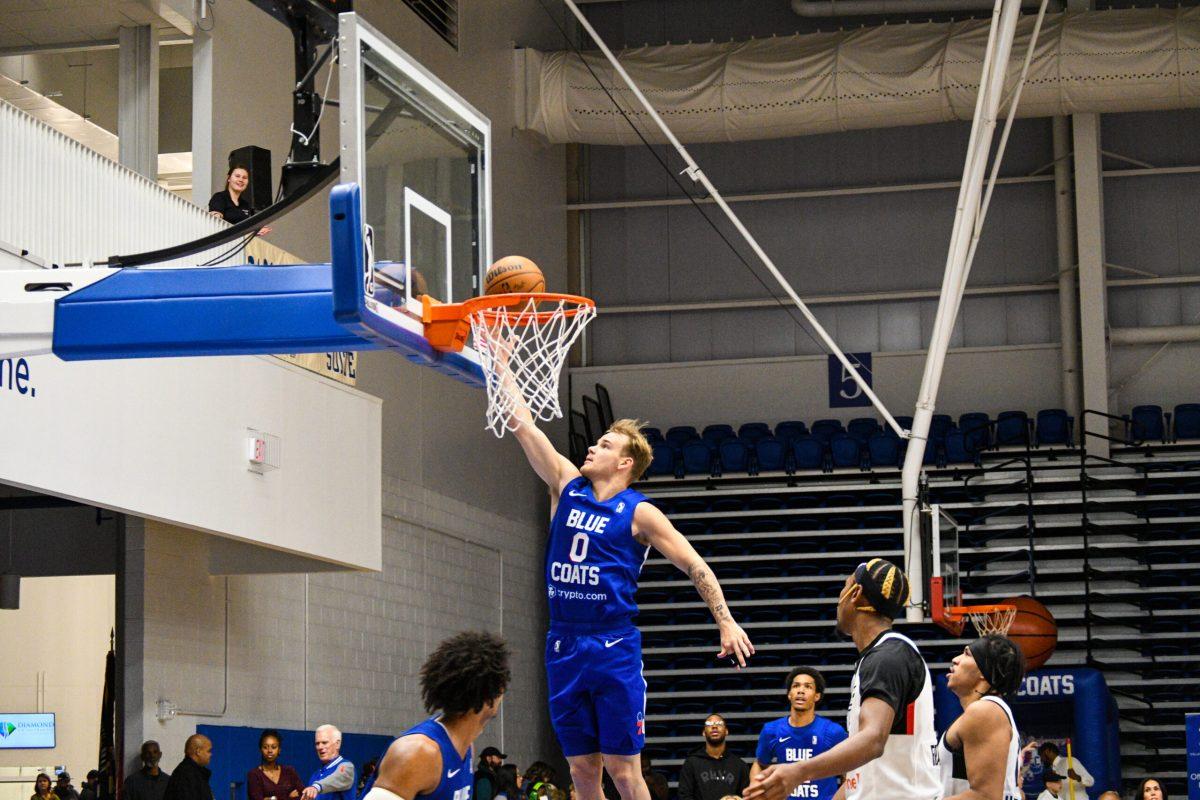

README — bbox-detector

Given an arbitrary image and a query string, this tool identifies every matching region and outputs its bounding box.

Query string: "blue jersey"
[755,716,848,800]
[546,476,649,631]
[371,718,472,800]
[309,757,354,800]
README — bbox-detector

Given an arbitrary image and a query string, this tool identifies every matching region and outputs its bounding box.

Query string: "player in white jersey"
[744,559,940,800]
[938,634,1027,800]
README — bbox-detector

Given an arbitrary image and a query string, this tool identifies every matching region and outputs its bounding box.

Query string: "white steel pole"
[901,0,1026,621]
[559,0,906,438]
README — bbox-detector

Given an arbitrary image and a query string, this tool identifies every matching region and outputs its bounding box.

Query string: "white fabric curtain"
[518,7,1200,144]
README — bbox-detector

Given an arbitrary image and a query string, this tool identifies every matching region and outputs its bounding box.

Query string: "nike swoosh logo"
[604,638,625,648]
[777,737,790,743]
[569,490,587,497]
[447,769,460,778]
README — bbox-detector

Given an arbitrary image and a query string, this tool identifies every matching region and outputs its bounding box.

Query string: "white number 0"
[569,532,589,563]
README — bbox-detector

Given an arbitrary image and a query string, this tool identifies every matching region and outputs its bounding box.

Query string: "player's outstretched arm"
[944,700,1012,800]
[363,736,442,800]
[634,503,755,667]
[512,417,580,494]
[743,698,893,800]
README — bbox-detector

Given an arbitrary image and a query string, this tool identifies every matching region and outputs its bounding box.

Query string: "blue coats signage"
[828,353,872,408]
[1187,712,1200,800]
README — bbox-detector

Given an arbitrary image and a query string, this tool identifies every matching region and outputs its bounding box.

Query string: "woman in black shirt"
[208,165,272,235]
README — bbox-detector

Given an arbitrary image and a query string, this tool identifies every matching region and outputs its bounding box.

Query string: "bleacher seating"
[634,403,1200,798]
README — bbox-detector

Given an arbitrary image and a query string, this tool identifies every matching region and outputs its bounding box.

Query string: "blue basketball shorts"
[545,627,646,757]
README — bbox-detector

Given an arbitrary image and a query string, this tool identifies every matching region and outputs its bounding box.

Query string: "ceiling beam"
[0,36,190,58]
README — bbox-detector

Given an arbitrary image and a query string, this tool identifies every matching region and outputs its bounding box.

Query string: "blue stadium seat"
[712,497,747,513]
[848,418,882,442]
[959,412,992,452]
[755,437,790,473]
[680,440,714,476]
[701,424,736,450]
[995,411,1030,446]
[718,439,751,474]
[646,442,676,477]
[774,420,809,442]
[747,496,786,511]
[791,437,826,472]
[1129,405,1165,443]
[830,433,864,469]
[710,520,746,536]
[1174,404,1200,440]
[930,414,954,442]
[867,433,900,469]
[811,419,845,443]
[746,518,786,533]
[738,422,773,444]
[944,430,980,466]
[642,426,665,443]
[666,425,700,450]
[1035,408,1072,446]
[895,415,914,431]
[923,440,941,466]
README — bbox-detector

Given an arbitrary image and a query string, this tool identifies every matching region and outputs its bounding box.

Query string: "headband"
[853,562,905,619]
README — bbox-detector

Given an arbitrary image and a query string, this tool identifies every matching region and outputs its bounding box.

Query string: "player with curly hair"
[362,631,511,800]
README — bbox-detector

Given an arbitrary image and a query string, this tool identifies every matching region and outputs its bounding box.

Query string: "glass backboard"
[333,12,491,375]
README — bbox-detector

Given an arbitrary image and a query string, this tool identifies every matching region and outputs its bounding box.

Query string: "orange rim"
[944,603,1017,622]
[422,293,596,352]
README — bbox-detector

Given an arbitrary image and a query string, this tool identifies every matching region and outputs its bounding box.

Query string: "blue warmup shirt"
[545,476,649,632]
[357,719,472,800]
[309,757,354,800]
[755,716,849,800]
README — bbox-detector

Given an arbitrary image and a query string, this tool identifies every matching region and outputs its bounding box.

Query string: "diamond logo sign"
[0,714,56,748]
[0,723,16,738]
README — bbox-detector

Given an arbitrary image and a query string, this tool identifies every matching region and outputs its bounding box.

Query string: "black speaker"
[228,145,273,211]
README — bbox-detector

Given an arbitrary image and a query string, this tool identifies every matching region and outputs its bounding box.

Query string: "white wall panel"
[0,355,381,570]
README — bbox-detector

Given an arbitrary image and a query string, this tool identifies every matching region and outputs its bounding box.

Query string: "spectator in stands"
[80,772,100,800]
[1037,771,1065,800]
[302,725,354,800]
[640,756,668,800]
[678,714,749,800]
[207,166,271,235]
[1039,743,1094,800]
[523,763,556,800]
[55,773,80,800]
[1137,778,1167,800]
[475,746,507,800]
[122,740,170,800]
[749,667,847,800]
[356,760,377,795]
[1096,792,1121,800]
[494,765,522,800]
[163,734,214,800]
[32,774,56,800]
[744,560,938,800]
[247,729,303,800]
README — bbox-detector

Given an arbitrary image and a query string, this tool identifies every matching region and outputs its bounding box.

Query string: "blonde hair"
[608,418,653,481]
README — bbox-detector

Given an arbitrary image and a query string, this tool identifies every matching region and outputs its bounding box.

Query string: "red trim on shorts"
[905,702,915,735]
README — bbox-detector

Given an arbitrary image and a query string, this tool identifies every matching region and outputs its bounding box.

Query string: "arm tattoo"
[689,561,732,622]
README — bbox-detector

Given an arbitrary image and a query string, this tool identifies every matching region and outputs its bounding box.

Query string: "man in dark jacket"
[678,714,750,800]
[163,735,214,800]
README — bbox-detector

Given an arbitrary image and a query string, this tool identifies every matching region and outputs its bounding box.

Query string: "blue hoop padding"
[53,263,378,360]
[329,183,484,387]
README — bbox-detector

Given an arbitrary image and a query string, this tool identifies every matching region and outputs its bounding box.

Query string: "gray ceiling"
[0,0,181,50]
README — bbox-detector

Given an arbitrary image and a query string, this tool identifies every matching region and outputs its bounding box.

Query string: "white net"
[965,606,1018,637]
[468,296,597,438]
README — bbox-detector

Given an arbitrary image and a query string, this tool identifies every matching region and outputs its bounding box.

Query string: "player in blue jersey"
[361,631,510,800]
[751,667,848,800]
[510,412,754,800]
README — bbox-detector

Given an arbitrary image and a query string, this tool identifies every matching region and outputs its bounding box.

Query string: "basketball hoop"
[423,293,597,437]
[940,604,1018,638]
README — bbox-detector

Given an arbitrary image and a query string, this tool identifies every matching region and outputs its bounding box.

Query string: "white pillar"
[191,26,215,204]
[1053,117,1081,425]
[1071,113,1109,455]
[117,516,147,776]
[117,25,159,180]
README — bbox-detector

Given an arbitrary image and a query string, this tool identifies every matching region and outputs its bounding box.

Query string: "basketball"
[1001,595,1058,670]
[484,256,545,295]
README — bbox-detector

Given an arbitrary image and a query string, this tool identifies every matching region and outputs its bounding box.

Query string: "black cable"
[536,0,874,377]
